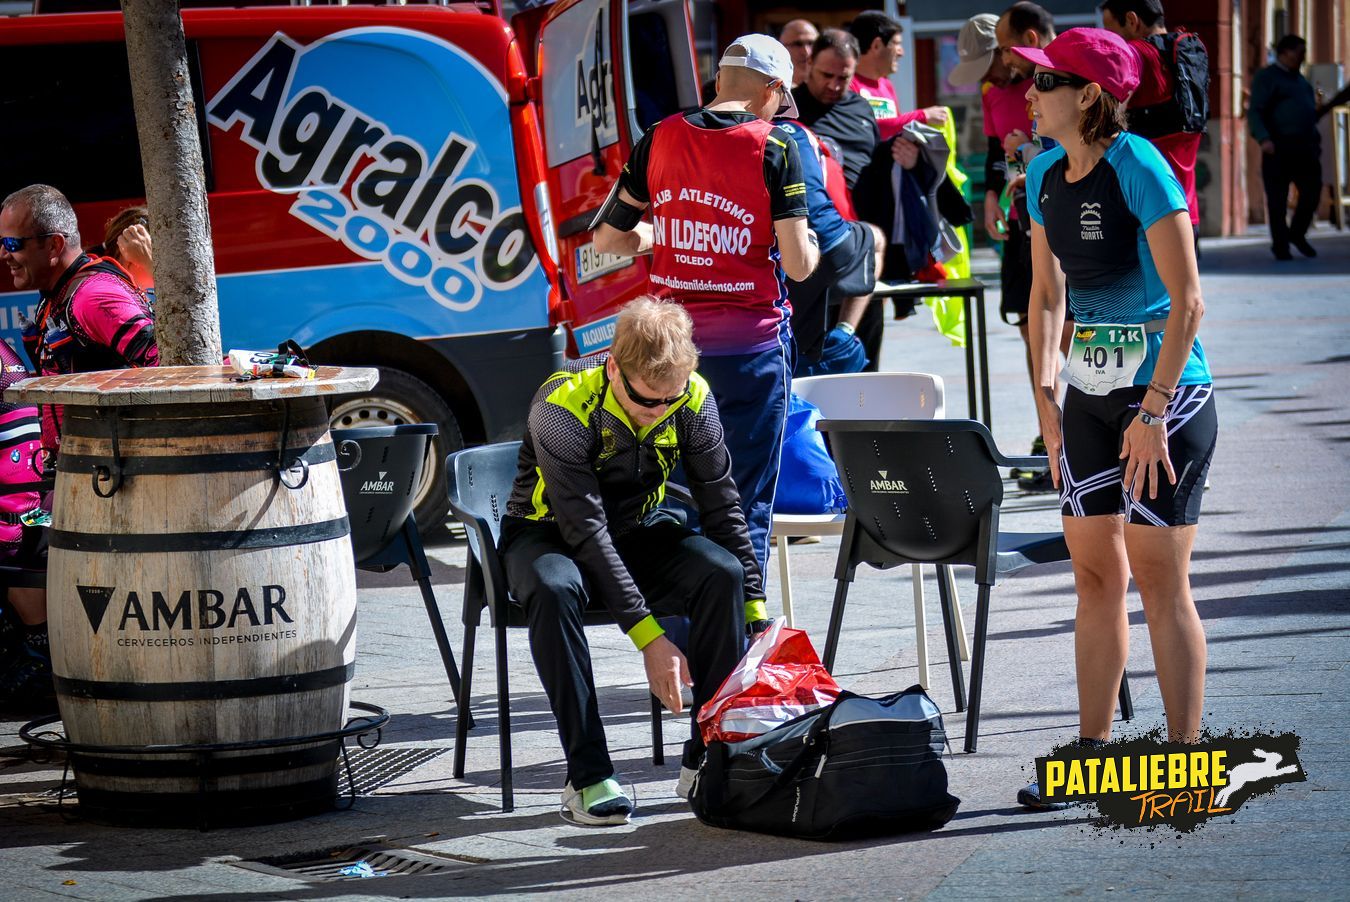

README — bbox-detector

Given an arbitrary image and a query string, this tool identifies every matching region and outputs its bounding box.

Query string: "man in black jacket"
[790,29,878,191]
[501,298,768,827]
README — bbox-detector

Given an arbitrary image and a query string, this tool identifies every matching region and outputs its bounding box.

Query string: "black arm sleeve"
[984,135,1007,198]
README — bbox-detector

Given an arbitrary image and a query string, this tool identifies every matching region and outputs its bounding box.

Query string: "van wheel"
[328,368,462,532]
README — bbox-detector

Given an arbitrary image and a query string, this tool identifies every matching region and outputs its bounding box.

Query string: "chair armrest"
[992,453,1049,470]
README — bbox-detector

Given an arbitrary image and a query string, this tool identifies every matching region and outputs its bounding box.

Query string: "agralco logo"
[77,584,295,647]
[870,470,909,493]
[207,30,539,313]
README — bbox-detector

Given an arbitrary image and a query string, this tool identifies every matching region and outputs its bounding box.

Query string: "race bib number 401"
[1065,324,1147,396]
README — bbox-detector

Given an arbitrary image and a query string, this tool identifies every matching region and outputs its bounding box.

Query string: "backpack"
[689,686,961,840]
[1128,30,1210,137]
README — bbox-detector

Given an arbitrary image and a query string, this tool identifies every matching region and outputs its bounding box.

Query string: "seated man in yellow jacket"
[500,297,769,826]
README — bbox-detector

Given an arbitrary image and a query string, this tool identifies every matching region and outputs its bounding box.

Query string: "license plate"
[574,241,630,284]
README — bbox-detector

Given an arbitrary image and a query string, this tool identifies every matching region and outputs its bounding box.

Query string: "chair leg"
[495,620,514,813]
[402,519,469,717]
[1118,671,1134,722]
[935,565,967,712]
[777,533,795,628]
[651,695,665,766]
[943,565,971,662]
[823,573,852,672]
[963,583,993,754]
[910,564,929,690]
[452,620,478,779]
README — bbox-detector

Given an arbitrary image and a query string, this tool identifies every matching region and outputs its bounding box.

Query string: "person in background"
[950,13,1057,493]
[0,339,48,711]
[997,1,1056,82]
[500,298,765,825]
[1100,0,1208,256]
[100,205,154,294]
[779,18,819,88]
[791,29,879,191]
[0,186,159,454]
[848,10,948,140]
[1249,34,1321,260]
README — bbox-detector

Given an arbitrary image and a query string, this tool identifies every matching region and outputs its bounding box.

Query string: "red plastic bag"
[697,618,840,744]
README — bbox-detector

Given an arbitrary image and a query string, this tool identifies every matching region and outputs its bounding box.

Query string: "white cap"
[719,33,799,120]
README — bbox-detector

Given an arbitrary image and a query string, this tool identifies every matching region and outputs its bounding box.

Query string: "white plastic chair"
[772,372,970,688]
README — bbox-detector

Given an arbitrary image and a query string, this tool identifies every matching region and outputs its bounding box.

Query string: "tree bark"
[121,0,222,366]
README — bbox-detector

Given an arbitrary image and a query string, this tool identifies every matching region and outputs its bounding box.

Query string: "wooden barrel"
[11,366,376,826]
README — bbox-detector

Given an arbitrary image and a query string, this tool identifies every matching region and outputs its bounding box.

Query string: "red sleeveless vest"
[646,114,789,355]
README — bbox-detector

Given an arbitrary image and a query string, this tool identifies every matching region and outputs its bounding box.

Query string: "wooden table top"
[3,365,379,407]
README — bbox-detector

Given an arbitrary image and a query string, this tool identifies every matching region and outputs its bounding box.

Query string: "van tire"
[328,367,462,532]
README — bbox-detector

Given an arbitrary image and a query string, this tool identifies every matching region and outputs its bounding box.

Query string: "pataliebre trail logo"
[1035,730,1306,833]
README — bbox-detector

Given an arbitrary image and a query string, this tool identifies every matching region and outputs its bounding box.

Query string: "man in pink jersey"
[847,10,947,141]
[1,185,159,452]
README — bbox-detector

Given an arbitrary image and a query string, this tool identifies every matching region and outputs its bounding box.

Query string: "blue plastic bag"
[773,394,848,515]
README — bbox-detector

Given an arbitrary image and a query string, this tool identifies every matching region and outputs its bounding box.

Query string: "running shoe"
[1016,780,1071,811]
[1018,469,1057,494]
[1010,436,1048,480]
[0,641,54,712]
[561,778,633,826]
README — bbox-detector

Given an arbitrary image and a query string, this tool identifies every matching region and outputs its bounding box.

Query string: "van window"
[628,12,681,132]
[0,42,211,205]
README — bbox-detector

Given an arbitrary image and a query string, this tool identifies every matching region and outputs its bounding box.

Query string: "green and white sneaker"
[561,778,633,826]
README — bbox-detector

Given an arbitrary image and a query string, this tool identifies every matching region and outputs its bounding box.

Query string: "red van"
[0,0,701,525]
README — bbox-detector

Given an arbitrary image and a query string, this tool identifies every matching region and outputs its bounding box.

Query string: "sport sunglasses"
[0,232,61,252]
[619,368,689,409]
[1033,71,1089,92]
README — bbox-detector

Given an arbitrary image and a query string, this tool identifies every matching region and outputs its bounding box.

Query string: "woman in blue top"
[1013,28,1217,806]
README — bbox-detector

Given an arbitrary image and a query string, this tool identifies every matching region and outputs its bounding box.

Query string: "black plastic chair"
[815,418,1133,753]
[333,424,464,712]
[446,441,685,812]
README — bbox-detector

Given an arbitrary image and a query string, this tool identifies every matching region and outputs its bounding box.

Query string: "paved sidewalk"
[1,229,1347,900]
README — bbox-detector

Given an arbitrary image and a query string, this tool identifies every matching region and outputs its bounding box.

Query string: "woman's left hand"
[1119,416,1176,501]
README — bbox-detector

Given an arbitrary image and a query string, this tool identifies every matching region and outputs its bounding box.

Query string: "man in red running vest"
[594,33,819,576]
[0,185,159,452]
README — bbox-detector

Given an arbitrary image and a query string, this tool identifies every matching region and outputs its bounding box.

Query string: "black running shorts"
[1058,383,1217,526]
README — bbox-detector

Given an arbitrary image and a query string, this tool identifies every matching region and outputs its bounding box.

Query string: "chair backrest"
[333,424,438,565]
[792,372,945,421]
[817,419,1003,574]
[446,441,522,563]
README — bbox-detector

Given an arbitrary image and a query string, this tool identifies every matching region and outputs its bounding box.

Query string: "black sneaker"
[1018,469,1056,494]
[1272,245,1293,261]
[1291,236,1316,258]
[0,644,55,713]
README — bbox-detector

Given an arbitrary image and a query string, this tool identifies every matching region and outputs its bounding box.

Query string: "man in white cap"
[595,33,818,598]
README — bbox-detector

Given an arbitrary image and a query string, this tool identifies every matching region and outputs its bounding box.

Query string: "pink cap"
[1011,27,1141,102]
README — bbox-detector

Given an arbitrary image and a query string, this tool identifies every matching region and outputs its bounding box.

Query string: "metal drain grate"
[34,746,449,801]
[235,844,478,882]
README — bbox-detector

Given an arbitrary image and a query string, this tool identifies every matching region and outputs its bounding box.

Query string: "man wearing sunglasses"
[594,33,818,583]
[0,185,158,453]
[500,297,768,826]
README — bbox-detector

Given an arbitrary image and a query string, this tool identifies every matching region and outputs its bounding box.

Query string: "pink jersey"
[0,343,42,556]
[850,73,927,141]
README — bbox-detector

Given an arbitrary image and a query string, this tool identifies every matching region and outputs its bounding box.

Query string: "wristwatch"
[1138,408,1166,427]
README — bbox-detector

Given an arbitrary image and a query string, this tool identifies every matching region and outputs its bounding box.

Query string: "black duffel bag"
[689,686,959,840]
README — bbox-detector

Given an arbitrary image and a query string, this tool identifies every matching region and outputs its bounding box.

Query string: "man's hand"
[642,634,692,714]
[1003,129,1031,158]
[1260,139,1276,155]
[984,190,1007,241]
[892,137,920,170]
[922,106,949,125]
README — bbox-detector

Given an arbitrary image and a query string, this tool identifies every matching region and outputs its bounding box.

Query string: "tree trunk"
[121,0,222,366]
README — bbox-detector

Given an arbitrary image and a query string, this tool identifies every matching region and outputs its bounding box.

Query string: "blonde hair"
[103,205,149,260]
[610,296,699,384]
